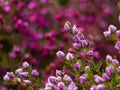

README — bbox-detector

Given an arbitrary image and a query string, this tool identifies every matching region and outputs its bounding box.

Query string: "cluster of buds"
[3,61,39,89]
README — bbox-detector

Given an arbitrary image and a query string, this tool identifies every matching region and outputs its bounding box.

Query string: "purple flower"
[112,59,119,66]
[94,75,104,84]
[116,30,120,38]
[15,68,23,75]
[87,50,93,56]
[102,73,110,81]
[56,51,65,58]
[103,31,111,38]
[19,72,28,78]
[3,75,10,82]
[45,83,56,90]
[22,61,29,69]
[31,69,39,77]
[64,22,70,31]
[106,55,112,62]
[48,76,58,84]
[74,62,80,70]
[90,85,96,90]
[56,70,62,77]
[106,66,114,75]
[63,75,72,84]
[96,84,105,90]
[8,51,16,59]
[57,82,67,90]
[79,74,87,84]
[73,43,81,49]
[80,40,88,47]
[115,41,120,51]
[17,78,21,83]
[108,24,117,33]
[68,82,78,90]
[66,53,74,61]
[73,35,81,43]
[72,25,78,34]
[23,80,30,86]
[6,72,14,78]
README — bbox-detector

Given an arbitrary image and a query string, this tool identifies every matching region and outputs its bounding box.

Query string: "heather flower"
[66,53,74,61]
[106,55,112,62]
[94,75,104,84]
[6,72,14,78]
[72,25,78,34]
[64,22,70,31]
[45,83,56,90]
[31,69,39,77]
[19,72,28,78]
[87,50,93,56]
[116,30,120,38]
[74,62,80,70]
[80,40,88,47]
[73,43,81,49]
[3,75,10,82]
[22,61,29,69]
[23,80,31,86]
[56,70,62,77]
[102,73,110,81]
[56,51,65,58]
[105,66,114,75]
[85,66,90,70]
[90,85,96,90]
[96,84,105,90]
[17,78,22,83]
[15,68,23,75]
[57,82,67,90]
[103,31,111,38]
[112,59,119,66]
[8,51,16,59]
[108,25,117,33]
[79,74,87,84]
[73,35,81,43]
[63,75,72,84]
[48,76,58,84]
[115,41,120,51]
[67,82,78,90]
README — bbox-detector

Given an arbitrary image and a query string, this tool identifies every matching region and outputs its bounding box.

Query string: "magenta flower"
[115,41,120,51]
[56,51,65,58]
[66,53,74,61]
[31,69,39,77]
[106,66,114,75]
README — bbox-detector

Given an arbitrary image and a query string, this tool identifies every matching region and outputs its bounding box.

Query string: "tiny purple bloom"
[15,68,23,75]
[72,25,78,34]
[64,22,70,31]
[106,66,114,75]
[68,82,78,90]
[87,50,93,56]
[56,70,62,77]
[66,53,74,61]
[106,55,112,62]
[79,74,87,84]
[115,41,120,51]
[94,75,104,84]
[102,73,110,81]
[23,80,30,86]
[96,84,105,90]
[3,75,10,82]
[112,59,119,66]
[56,51,65,58]
[19,72,28,78]
[22,61,29,69]
[108,24,117,33]
[73,43,81,49]
[31,69,39,77]
[116,30,120,38]
[6,72,14,78]
[103,31,111,38]
[74,62,80,70]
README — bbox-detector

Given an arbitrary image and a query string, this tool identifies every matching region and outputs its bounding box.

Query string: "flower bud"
[64,22,70,31]
[96,84,105,90]
[22,61,29,69]
[116,30,120,38]
[106,66,114,75]
[74,62,80,70]
[106,55,112,62]
[56,70,62,77]
[66,53,74,61]
[56,51,65,58]
[31,69,39,77]
[3,75,10,82]
[108,24,117,33]
[72,25,78,34]
[23,80,30,86]
[73,43,81,49]
[102,73,110,81]
[103,31,111,38]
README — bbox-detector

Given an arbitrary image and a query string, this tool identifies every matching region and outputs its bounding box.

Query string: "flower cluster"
[3,61,40,89]
[43,22,120,90]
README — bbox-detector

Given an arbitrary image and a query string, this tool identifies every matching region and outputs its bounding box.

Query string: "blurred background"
[0,0,119,89]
